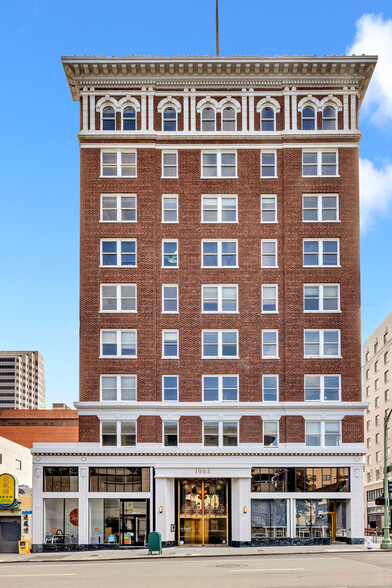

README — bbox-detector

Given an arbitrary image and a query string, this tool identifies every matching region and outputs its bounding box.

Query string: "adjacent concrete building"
[0,351,45,409]
[363,312,392,529]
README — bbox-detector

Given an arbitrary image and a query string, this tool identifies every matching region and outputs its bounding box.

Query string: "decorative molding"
[157,96,182,113]
[256,96,281,113]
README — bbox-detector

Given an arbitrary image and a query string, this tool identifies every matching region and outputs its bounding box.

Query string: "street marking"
[229,567,305,572]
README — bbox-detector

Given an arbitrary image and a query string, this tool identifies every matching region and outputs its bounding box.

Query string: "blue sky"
[1,1,392,407]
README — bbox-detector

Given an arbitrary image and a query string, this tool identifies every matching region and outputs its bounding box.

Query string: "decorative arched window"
[201,107,216,131]
[123,106,136,131]
[261,107,275,131]
[102,106,116,131]
[222,107,236,131]
[163,107,177,131]
[302,106,316,130]
[322,106,337,130]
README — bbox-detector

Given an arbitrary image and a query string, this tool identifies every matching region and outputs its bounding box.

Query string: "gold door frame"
[178,479,229,546]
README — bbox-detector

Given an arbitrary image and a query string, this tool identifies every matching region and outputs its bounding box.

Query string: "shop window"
[251,467,349,493]
[251,499,287,538]
[89,467,150,492]
[296,499,333,538]
[89,498,148,546]
[43,467,79,492]
[44,498,79,545]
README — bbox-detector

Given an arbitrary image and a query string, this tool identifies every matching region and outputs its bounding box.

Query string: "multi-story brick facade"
[0,351,45,409]
[32,54,376,550]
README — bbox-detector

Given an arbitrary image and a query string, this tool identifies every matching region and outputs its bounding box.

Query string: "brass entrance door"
[178,479,228,546]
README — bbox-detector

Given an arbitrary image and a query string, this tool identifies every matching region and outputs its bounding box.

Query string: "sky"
[1,0,392,407]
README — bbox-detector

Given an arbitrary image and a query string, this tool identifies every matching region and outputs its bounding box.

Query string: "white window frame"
[260,194,277,223]
[303,239,340,267]
[262,330,279,359]
[201,151,238,178]
[304,374,341,402]
[302,194,339,222]
[163,421,178,446]
[101,105,116,131]
[201,284,238,314]
[222,106,237,131]
[100,238,137,268]
[305,421,341,448]
[260,150,277,178]
[162,106,178,132]
[261,239,278,268]
[322,106,337,130]
[304,329,341,358]
[303,284,340,313]
[100,420,137,447]
[162,375,179,401]
[162,239,179,268]
[162,330,179,359]
[162,150,178,178]
[162,194,178,223]
[262,375,279,402]
[202,375,239,402]
[302,150,338,177]
[162,284,179,314]
[261,284,278,313]
[260,107,276,132]
[101,150,137,177]
[100,284,137,313]
[201,239,238,268]
[263,421,279,447]
[201,194,238,223]
[100,194,137,223]
[122,105,137,131]
[201,106,216,132]
[100,329,137,358]
[203,421,239,447]
[100,375,137,402]
[202,330,239,359]
[301,105,316,131]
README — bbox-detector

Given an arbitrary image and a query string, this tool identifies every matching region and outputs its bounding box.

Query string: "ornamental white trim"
[96,95,118,111]
[196,96,219,112]
[217,97,242,112]
[297,95,320,111]
[256,96,281,113]
[118,95,141,112]
[320,95,343,111]
[157,96,182,113]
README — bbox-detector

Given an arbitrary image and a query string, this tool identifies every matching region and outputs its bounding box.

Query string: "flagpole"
[216,0,220,56]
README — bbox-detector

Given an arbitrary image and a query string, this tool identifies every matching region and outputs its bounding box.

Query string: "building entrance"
[178,479,228,546]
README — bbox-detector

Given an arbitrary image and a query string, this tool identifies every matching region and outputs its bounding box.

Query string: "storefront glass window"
[89,499,148,545]
[89,467,150,492]
[251,467,350,492]
[295,499,331,538]
[44,498,79,544]
[251,499,287,538]
[43,467,78,492]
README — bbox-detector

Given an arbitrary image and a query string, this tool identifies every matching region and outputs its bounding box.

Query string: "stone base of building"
[32,543,147,553]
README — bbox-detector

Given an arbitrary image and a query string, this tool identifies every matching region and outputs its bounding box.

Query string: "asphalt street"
[0,552,392,588]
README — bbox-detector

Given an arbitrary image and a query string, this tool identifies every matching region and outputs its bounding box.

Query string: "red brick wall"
[179,416,202,443]
[342,415,364,443]
[279,416,305,444]
[137,415,162,443]
[79,415,99,442]
[240,416,263,443]
[0,410,79,448]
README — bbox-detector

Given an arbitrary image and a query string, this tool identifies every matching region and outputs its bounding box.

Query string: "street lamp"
[381,407,392,549]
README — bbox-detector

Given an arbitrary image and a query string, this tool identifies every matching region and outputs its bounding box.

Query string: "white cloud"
[359,157,392,231]
[348,13,392,124]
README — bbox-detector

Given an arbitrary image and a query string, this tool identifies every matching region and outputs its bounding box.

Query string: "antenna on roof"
[216,0,220,56]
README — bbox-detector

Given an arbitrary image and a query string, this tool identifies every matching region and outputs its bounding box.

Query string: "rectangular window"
[15,459,22,470]
[304,330,340,358]
[251,499,287,538]
[302,194,339,222]
[262,375,279,401]
[202,240,238,267]
[89,468,149,492]
[43,467,79,492]
[303,239,339,266]
[262,284,278,313]
[101,194,137,222]
[305,421,341,447]
[162,330,179,358]
[303,284,340,312]
[202,330,238,359]
[163,421,178,446]
[261,240,278,267]
[385,352,389,364]
[100,375,137,401]
[202,375,238,401]
[162,285,178,313]
[304,375,341,401]
[101,239,137,267]
[204,422,219,446]
[162,194,178,223]
[385,370,389,383]
[162,151,178,177]
[162,240,178,268]
[376,415,380,426]
[261,151,277,177]
[264,421,278,447]
[375,360,379,372]
[121,422,136,446]
[223,422,238,446]
[262,330,279,359]
[251,467,350,494]
[162,375,178,401]
[101,421,136,447]
[203,422,238,446]
[202,285,238,313]
[100,330,137,358]
[302,150,338,177]
[201,152,237,178]
[101,151,137,177]
[100,284,137,312]
[375,379,379,390]
[201,194,238,222]
[261,194,277,222]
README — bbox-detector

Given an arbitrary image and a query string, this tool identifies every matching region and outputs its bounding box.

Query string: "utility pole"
[381,407,392,549]
[216,0,220,56]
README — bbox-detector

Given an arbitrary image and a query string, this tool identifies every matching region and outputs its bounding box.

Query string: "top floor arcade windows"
[222,107,236,131]
[163,107,177,131]
[302,106,316,130]
[201,107,216,131]
[102,106,116,131]
[261,107,275,131]
[322,106,337,130]
[122,106,136,130]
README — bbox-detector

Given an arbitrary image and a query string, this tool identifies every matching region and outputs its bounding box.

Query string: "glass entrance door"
[178,479,228,546]
[120,500,148,546]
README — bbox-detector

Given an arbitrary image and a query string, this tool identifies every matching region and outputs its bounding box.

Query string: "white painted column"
[78,466,89,545]
[141,88,147,131]
[343,92,349,130]
[89,89,95,131]
[284,88,290,130]
[350,91,357,130]
[241,89,248,131]
[248,89,254,132]
[82,89,88,131]
[183,89,189,132]
[347,465,365,542]
[291,90,297,131]
[190,89,196,131]
[155,478,175,544]
[231,478,251,544]
[32,465,43,545]
[148,88,154,131]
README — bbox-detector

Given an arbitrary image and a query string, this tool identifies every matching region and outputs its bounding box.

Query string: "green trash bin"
[148,531,162,554]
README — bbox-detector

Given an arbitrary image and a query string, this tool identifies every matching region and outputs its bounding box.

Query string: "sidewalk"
[0,541,387,564]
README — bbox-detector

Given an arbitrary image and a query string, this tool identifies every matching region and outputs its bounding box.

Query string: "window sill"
[302,265,341,269]
[260,220,278,224]
[161,356,179,360]
[99,175,138,179]
[202,356,240,360]
[99,356,138,359]
[261,311,279,314]
[99,265,138,269]
[260,176,278,179]
[162,312,179,315]
[161,176,179,179]
[201,220,239,224]
[99,220,137,224]
[162,221,179,224]
[261,266,279,269]
[99,311,137,314]
[161,266,179,269]
[302,220,341,223]
[262,356,280,360]
[200,176,239,180]
[201,311,239,315]
[303,310,342,314]
[201,266,239,269]
[302,175,340,179]
[304,356,342,359]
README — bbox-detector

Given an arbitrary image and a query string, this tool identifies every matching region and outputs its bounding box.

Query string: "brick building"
[0,351,45,409]
[32,54,376,550]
